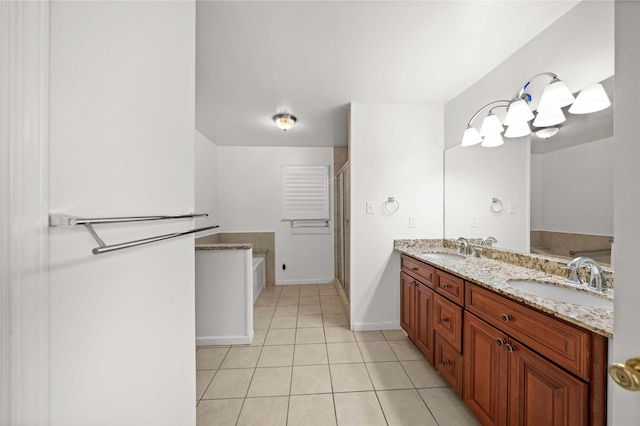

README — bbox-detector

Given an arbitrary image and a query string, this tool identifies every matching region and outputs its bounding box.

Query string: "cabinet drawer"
[401,255,434,288]
[435,334,463,397]
[465,283,592,380]
[434,293,463,352]
[435,269,464,305]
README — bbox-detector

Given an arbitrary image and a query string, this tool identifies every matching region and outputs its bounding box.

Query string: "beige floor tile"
[291,365,332,395]
[197,347,230,370]
[401,360,448,388]
[299,288,319,297]
[327,342,363,364]
[299,296,320,305]
[298,304,322,315]
[418,388,481,425]
[249,329,267,346]
[330,363,374,392]
[377,389,438,426]
[264,328,296,345]
[219,347,261,369]
[334,391,386,426]
[257,345,294,367]
[354,330,386,342]
[280,289,301,298]
[358,341,397,362]
[269,315,297,329]
[382,329,408,341]
[321,304,344,314]
[247,367,292,397]
[277,296,299,306]
[255,297,278,307]
[253,316,272,330]
[296,328,325,344]
[389,339,425,361]
[324,326,356,343]
[323,314,348,327]
[202,368,254,399]
[253,306,275,317]
[366,362,414,390]
[237,396,289,426]
[197,398,244,426]
[274,305,299,316]
[196,370,216,400]
[288,394,336,426]
[294,343,328,365]
[261,288,281,298]
[318,286,338,296]
[296,314,323,328]
[320,295,342,305]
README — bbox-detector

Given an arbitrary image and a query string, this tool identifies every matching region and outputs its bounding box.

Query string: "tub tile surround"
[394,239,614,337]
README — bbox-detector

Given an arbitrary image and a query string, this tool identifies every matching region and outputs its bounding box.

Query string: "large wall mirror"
[443,1,614,266]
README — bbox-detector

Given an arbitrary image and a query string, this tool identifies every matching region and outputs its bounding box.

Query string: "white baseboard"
[351,321,401,332]
[197,330,254,346]
[276,278,335,285]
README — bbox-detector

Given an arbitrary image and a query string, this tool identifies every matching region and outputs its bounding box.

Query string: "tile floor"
[196,283,480,426]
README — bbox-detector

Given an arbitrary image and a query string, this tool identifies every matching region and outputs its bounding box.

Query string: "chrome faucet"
[474,236,498,257]
[564,256,606,291]
[480,236,497,246]
[453,237,472,255]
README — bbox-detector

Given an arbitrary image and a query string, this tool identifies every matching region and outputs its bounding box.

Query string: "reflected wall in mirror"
[443,1,614,264]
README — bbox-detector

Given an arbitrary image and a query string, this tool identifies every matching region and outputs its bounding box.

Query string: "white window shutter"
[281,165,330,221]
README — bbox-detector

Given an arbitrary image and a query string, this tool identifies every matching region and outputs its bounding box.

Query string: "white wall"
[350,103,443,331]
[48,2,196,425]
[531,137,614,236]
[217,146,334,284]
[444,139,530,252]
[195,130,220,229]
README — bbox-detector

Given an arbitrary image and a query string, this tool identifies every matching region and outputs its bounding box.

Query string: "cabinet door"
[400,272,416,340]
[464,313,509,426]
[509,341,588,426]
[434,293,463,352]
[414,282,434,363]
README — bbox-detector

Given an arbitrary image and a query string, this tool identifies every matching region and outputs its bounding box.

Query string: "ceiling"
[195,0,579,148]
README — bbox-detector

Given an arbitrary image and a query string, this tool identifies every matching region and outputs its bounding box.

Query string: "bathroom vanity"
[396,240,612,426]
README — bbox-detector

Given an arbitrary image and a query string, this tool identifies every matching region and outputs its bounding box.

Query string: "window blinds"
[281,165,330,221]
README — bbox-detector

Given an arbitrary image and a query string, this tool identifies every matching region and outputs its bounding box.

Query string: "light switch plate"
[509,202,517,214]
[366,201,374,214]
[409,216,416,228]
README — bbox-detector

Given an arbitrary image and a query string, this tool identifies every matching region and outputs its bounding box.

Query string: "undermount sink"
[507,280,613,310]
[420,252,464,261]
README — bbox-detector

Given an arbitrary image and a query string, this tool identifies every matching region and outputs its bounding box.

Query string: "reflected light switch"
[409,216,416,228]
[509,202,517,214]
[366,201,374,214]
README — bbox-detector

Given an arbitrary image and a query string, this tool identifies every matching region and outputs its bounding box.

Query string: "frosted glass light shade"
[504,99,534,125]
[461,126,482,147]
[504,121,531,138]
[479,113,504,136]
[537,79,575,111]
[535,127,559,139]
[481,133,504,148]
[533,107,566,127]
[273,113,297,131]
[569,83,611,114]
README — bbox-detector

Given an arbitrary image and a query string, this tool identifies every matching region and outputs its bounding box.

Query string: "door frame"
[0,1,50,424]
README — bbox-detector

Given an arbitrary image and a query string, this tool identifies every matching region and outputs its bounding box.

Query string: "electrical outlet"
[509,202,517,214]
[471,216,478,228]
[409,216,416,228]
[366,201,374,214]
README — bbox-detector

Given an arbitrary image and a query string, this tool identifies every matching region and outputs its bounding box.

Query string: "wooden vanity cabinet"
[400,257,435,363]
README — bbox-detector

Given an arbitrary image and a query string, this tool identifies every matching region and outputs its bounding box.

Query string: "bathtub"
[253,257,265,304]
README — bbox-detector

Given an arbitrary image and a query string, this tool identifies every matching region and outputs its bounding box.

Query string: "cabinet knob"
[442,283,450,289]
[496,338,506,346]
[441,359,450,366]
[439,317,448,323]
[504,344,514,353]
[411,267,419,271]
[501,314,511,322]
[610,357,640,391]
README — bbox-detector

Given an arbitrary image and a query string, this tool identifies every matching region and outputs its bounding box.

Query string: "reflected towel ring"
[384,197,400,214]
[490,197,504,214]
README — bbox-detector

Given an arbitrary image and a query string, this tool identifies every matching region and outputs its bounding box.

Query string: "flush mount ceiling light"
[273,113,297,131]
[535,127,560,139]
[461,72,611,148]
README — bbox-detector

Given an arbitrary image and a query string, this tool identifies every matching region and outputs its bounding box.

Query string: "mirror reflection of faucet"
[563,256,606,291]
[453,237,472,255]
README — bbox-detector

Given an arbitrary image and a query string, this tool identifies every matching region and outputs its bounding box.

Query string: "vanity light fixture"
[461,72,611,148]
[273,113,297,131]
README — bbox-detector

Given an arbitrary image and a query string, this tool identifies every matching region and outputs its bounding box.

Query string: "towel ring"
[384,197,400,214]
[490,197,504,214]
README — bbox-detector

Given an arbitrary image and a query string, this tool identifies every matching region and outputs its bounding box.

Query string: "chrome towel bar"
[49,213,218,255]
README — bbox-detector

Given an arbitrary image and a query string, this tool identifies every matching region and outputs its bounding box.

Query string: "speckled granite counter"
[395,239,614,338]
[195,243,252,250]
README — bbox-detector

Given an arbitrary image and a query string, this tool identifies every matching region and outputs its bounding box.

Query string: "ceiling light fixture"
[461,72,611,148]
[273,113,297,131]
[535,127,560,139]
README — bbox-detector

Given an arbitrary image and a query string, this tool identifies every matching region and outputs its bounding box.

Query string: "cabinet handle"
[504,344,514,353]
[501,314,511,322]
[411,267,419,271]
[496,338,505,346]
[412,281,418,287]
[442,283,450,289]
[439,317,448,323]
[441,359,450,366]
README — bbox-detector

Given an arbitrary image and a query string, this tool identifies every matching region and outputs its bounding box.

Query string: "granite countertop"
[395,241,614,338]
[195,243,253,250]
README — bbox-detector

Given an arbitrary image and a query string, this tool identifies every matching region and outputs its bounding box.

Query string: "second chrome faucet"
[564,256,606,291]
